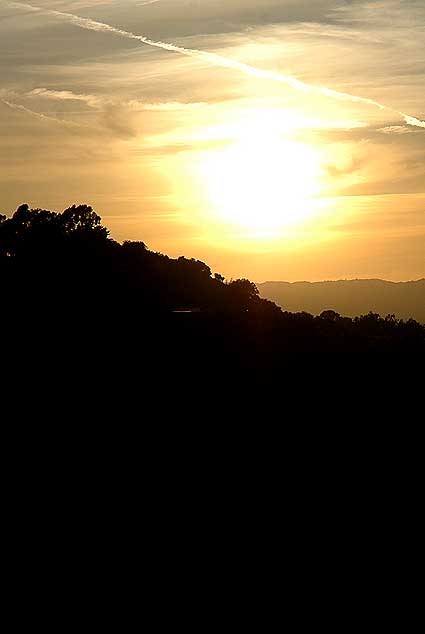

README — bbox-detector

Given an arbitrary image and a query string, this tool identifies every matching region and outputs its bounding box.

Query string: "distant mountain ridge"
[258,278,425,323]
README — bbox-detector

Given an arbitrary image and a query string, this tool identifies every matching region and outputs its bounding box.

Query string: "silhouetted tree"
[320,310,341,322]
[227,279,260,310]
[60,204,109,238]
[1,201,424,384]
[122,240,148,252]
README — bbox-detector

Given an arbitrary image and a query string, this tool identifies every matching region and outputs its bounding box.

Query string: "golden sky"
[1,0,424,281]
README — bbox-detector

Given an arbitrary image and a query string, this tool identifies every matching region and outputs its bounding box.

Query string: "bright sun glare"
[199,112,323,234]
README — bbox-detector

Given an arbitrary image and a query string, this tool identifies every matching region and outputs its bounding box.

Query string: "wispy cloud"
[0,96,83,127]
[29,87,206,112]
[30,87,103,108]
[127,100,207,112]
[378,126,412,135]
[7,0,425,130]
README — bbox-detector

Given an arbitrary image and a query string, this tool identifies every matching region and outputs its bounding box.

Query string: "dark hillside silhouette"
[1,204,424,394]
[0,203,279,318]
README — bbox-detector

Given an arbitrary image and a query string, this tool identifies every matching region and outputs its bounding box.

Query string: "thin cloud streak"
[30,88,102,109]
[0,96,84,127]
[30,88,207,111]
[6,1,425,130]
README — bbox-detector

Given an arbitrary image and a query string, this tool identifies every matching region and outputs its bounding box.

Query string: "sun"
[199,117,323,233]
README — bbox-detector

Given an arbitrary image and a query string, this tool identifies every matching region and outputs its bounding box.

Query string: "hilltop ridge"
[258,278,425,323]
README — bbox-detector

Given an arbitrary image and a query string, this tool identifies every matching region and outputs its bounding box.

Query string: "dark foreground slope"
[3,205,423,571]
[1,204,424,399]
[259,279,425,323]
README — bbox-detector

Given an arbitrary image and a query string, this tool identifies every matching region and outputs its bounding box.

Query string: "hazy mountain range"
[258,279,425,323]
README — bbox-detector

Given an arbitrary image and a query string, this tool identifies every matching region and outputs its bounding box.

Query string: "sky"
[0,0,424,281]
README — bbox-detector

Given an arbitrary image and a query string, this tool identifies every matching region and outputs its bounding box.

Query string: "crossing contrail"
[5,1,425,129]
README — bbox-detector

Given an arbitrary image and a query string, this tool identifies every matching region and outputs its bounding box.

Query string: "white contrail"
[0,96,84,126]
[6,1,425,129]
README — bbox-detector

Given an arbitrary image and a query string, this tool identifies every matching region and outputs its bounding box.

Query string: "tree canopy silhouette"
[0,203,276,316]
[1,202,424,380]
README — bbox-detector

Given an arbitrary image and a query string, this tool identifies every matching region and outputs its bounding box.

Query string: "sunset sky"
[1,0,424,281]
